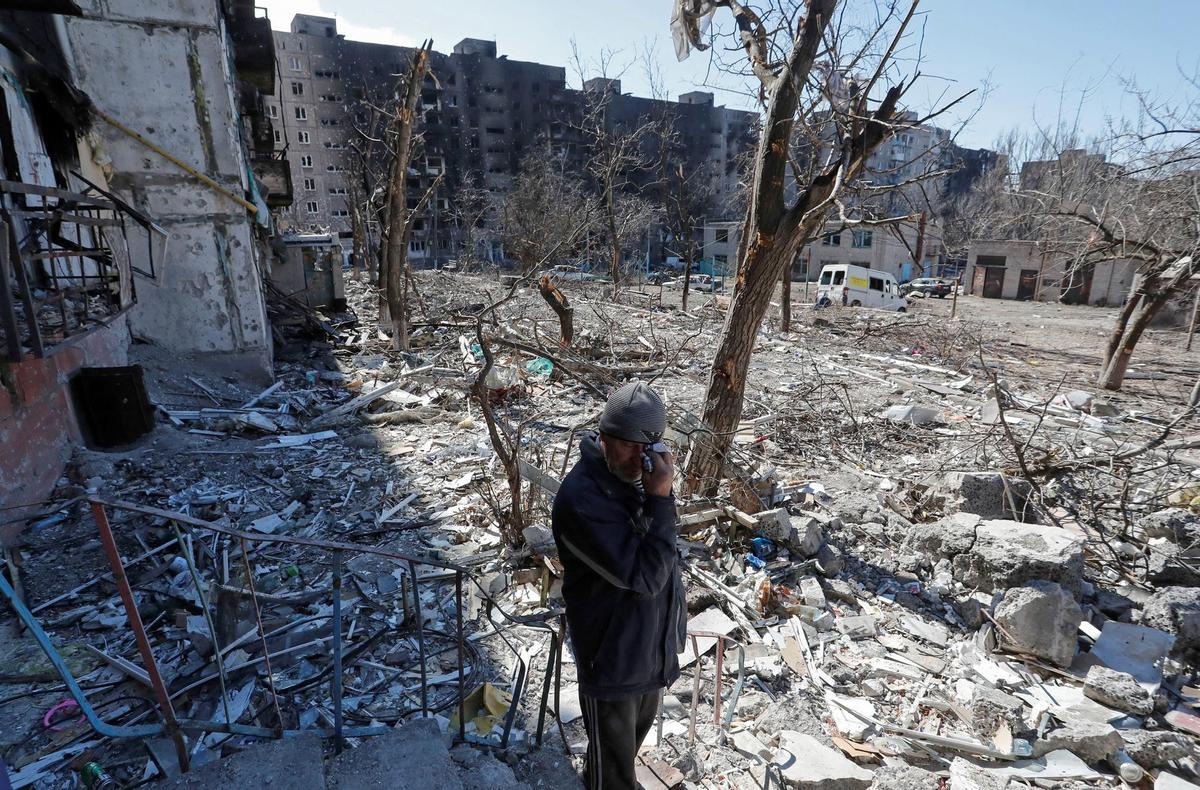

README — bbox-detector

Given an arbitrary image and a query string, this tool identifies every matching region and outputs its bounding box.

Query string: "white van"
[815,264,906,312]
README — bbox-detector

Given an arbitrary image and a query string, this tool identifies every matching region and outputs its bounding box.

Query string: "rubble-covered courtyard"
[4,270,1200,788]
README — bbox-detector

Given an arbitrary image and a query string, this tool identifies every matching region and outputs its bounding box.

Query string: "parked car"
[902,277,952,298]
[542,264,594,282]
[815,263,906,311]
[689,274,724,292]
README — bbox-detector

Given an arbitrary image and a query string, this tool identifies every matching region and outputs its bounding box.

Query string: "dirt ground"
[628,278,1200,405]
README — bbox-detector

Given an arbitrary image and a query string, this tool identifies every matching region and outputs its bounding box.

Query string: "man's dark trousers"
[579,689,660,790]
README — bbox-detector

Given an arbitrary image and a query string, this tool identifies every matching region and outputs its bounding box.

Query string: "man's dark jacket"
[551,432,686,700]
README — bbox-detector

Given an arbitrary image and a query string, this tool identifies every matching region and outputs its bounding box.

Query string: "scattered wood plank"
[308,364,434,428]
[84,644,151,688]
[518,459,561,494]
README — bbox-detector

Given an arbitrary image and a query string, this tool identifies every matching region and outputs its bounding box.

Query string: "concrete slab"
[326,718,462,790]
[146,733,326,789]
[771,730,874,789]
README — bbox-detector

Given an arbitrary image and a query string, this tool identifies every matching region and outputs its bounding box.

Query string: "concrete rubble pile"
[3,271,1200,789]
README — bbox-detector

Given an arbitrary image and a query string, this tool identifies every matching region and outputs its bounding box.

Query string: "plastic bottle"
[81,762,119,789]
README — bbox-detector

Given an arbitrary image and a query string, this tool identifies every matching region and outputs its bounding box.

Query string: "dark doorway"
[1016,269,1039,300]
[974,255,1007,299]
[1061,264,1095,305]
[979,267,1005,299]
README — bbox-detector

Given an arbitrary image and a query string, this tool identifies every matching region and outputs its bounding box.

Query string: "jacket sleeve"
[558,490,678,597]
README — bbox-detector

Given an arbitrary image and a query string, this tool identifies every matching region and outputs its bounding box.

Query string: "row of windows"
[275,128,343,147]
[289,84,344,103]
[304,201,351,218]
[821,230,873,248]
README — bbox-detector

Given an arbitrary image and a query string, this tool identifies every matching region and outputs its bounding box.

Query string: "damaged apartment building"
[0,0,290,528]
[704,108,1001,284]
[269,14,758,267]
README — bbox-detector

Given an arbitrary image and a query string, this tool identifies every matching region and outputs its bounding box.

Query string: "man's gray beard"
[606,459,640,484]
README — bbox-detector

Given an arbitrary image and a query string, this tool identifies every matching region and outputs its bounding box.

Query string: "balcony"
[252,157,294,208]
[227,4,275,95]
[1,177,164,361]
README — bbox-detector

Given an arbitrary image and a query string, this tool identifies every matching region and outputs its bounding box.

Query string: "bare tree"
[381,41,436,351]
[663,160,715,313]
[346,69,402,289]
[641,52,721,313]
[572,47,662,297]
[448,174,495,271]
[1023,93,1199,390]
[963,72,1199,391]
[344,156,376,282]
[496,147,597,273]
[675,0,965,494]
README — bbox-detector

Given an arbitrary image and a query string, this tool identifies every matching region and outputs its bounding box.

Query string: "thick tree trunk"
[686,240,798,493]
[1099,259,1197,390]
[1102,282,1143,368]
[538,275,574,346]
[1099,293,1169,390]
[682,0,901,494]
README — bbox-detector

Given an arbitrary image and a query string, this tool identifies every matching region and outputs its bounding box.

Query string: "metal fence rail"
[0,498,479,775]
[0,497,752,779]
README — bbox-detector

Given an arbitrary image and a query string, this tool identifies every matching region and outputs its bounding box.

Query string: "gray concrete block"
[1083,665,1154,716]
[994,580,1082,668]
[147,733,326,789]
[327,718,462,790]
[771,730,873,788]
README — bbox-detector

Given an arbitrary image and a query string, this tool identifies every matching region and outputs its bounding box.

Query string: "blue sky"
[258,0,1200,150]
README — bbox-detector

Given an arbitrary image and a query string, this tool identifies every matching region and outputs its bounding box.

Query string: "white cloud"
[257,0,417,48]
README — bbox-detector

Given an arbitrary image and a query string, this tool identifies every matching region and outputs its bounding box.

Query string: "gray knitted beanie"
[599,381,666,444]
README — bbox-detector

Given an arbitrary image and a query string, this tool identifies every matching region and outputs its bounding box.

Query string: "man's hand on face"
[642,446,674,498]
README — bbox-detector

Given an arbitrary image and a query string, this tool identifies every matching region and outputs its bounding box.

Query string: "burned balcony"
[252,156,295,208]
[228,1,276,95]
[0,178,162,361]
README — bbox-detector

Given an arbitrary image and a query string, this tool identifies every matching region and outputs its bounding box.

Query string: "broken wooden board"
[635,758,684,790]
[518,459,561,494]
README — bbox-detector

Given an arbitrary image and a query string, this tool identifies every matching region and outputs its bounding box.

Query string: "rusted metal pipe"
[238,537,283,734]
[332,550,344,751]
[455,571,466,742]
[408,559,429,715]
[91,501,190,772]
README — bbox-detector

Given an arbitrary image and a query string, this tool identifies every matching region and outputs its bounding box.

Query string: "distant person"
[551,381,686,790]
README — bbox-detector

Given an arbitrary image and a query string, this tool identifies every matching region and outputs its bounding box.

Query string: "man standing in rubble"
[552,380,686,790]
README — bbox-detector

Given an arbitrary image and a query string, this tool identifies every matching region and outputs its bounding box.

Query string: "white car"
[815,264,906,311]
[543,265,593,282]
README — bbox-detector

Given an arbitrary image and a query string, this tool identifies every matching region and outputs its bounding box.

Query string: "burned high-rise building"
[269,15,756,267]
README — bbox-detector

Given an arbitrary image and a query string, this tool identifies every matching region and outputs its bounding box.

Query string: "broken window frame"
[1,174,164,361]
